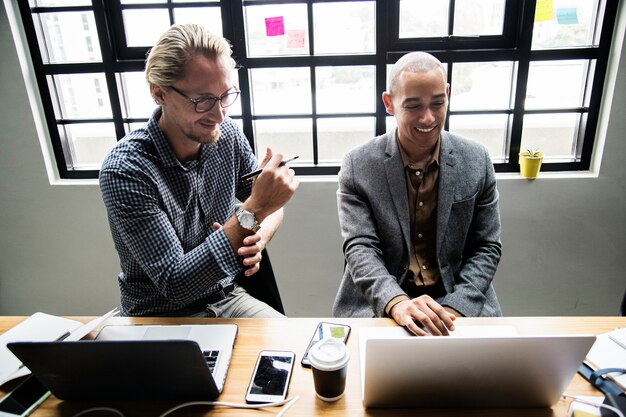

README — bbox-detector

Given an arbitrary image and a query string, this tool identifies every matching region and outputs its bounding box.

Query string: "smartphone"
[245,350,295,404]
[301,322,351,368]
[0,376,51,417]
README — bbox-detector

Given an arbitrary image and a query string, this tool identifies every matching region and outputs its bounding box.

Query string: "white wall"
[1,4,624,317]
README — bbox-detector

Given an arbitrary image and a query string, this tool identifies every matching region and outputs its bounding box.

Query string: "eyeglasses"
[168,85,240,113]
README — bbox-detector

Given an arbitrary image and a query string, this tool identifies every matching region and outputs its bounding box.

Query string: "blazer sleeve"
[337,151,406,317]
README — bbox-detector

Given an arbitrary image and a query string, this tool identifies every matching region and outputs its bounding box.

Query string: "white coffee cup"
[308,337,350,402]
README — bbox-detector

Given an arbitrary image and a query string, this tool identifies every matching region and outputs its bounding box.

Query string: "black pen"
[241,155,299,181]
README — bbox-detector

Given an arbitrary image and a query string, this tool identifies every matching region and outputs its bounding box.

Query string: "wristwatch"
[235,207,260,232]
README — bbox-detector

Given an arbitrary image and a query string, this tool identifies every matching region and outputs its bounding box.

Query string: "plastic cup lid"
[308,337,349,371]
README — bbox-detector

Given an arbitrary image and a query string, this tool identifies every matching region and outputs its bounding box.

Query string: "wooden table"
[1,316,624,416]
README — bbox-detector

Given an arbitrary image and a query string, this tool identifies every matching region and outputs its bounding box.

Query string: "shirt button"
[415,170,422,176]
[417,233,423,238]
[418,201,424,207]
[422,265,428,270]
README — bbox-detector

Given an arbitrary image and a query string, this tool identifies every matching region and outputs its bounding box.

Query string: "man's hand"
[390,295,456,336]
[237,230,265,276]
[214,222,265,277]
[245,151,298,221]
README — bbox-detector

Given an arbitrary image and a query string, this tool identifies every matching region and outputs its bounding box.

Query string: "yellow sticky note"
[535,0,554,22]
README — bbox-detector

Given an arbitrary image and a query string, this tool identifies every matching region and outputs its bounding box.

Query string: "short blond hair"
[387,52,446,93]
[145,23,236,89]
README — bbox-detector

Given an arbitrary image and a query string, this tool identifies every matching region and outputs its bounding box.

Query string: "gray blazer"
[333,130,502,318]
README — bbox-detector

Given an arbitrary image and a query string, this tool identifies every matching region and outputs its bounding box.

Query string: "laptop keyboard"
[202,350,220,375]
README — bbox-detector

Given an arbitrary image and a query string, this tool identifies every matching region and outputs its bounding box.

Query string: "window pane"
[244,4,309,57]
[49,74,112,119]
[253,119,313,162]
[318,117,375,163]
[121,0,166,4]
[386,116,396,132]
[174,7,223,36]
[532,0,601,49]
[448,114,509,161]
[526,60,588,109]
[249,68,311,115]
[399,0,448,38]
[316,66,375,114]
[118,72,153,119]
[450,62,514,111]
[313,2,375,55]
[33,12,101,64]
[521,113,580,160]
[453,0,505,36]
[31,0,90,5]
[123,9,170,47]
[60,123,117,170]
[231,118,243,132]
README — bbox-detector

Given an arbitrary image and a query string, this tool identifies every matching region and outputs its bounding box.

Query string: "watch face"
[241,213,254,228]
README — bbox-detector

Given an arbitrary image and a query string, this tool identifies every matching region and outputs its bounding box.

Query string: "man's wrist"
[235,207,260,232]
[385,295,410,317]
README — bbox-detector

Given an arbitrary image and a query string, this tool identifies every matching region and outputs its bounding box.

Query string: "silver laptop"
[95,324,237,392]
[359,326,595,408]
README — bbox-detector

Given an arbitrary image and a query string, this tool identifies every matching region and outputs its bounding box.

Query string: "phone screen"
[0,376,50,417]
[301,322,351,367]
[246,351,295,403]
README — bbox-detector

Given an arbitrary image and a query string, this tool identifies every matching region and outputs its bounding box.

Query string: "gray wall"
[1,4,625,317]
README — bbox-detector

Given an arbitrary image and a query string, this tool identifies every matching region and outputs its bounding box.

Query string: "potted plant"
[519,148,543,179]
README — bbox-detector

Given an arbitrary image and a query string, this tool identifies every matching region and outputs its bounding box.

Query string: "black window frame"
[14,0,620,179]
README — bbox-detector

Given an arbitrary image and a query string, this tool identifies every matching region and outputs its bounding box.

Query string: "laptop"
[359,326,596,409]
[7,324,237,401]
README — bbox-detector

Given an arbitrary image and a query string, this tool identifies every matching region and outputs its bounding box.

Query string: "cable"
[563,394,625,417]
[158,395,300,417]
[70,407,126,417]
[276,396,299,417]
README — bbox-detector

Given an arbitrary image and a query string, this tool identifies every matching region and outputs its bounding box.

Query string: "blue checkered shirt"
[99,108,257,316]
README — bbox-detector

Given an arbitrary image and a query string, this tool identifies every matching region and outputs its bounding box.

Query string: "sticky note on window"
[535,0,553,22]
[287,30,305,48]
[556,8,579,25]
[265,16,285,37]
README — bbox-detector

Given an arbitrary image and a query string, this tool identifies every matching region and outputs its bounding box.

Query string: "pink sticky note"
[265,16,285,37]
[287,30,305,48]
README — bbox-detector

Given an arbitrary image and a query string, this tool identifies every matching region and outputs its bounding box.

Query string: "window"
[12,0,620,179]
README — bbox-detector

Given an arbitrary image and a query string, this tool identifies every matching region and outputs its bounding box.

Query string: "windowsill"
[49,170,600,186]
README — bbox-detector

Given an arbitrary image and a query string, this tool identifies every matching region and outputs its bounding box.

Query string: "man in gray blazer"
[333,52,502,336]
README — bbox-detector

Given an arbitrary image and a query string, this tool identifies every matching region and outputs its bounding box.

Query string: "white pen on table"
[241,155,299,181]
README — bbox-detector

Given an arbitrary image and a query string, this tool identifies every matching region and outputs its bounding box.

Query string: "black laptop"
[8,338,225,400]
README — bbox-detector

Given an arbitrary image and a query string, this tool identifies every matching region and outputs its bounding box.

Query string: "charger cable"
[69,396,300,417]
[158,395,300,417]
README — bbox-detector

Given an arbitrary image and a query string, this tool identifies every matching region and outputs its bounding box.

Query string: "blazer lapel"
[384,131,411,250]
[437,132,458,254]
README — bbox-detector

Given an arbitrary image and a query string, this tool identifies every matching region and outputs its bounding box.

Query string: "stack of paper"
[0,308,118,386]
[585,327,626,391]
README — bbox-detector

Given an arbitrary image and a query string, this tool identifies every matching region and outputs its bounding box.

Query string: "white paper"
[585,328,626,391]
[0,313,82,386]
[0,308,120,387]
[63,307,119,342]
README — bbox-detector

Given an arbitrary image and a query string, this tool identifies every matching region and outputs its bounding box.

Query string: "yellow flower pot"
[519,152,543,179]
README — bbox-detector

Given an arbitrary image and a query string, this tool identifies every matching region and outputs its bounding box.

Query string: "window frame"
[13,0,621,179]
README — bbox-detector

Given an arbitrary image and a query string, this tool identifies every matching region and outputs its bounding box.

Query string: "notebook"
[7,324,237,401]
[359,326,596,409]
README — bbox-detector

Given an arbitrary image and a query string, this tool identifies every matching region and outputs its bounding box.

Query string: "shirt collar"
[148,107,215,170]
[396,134,441,171]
